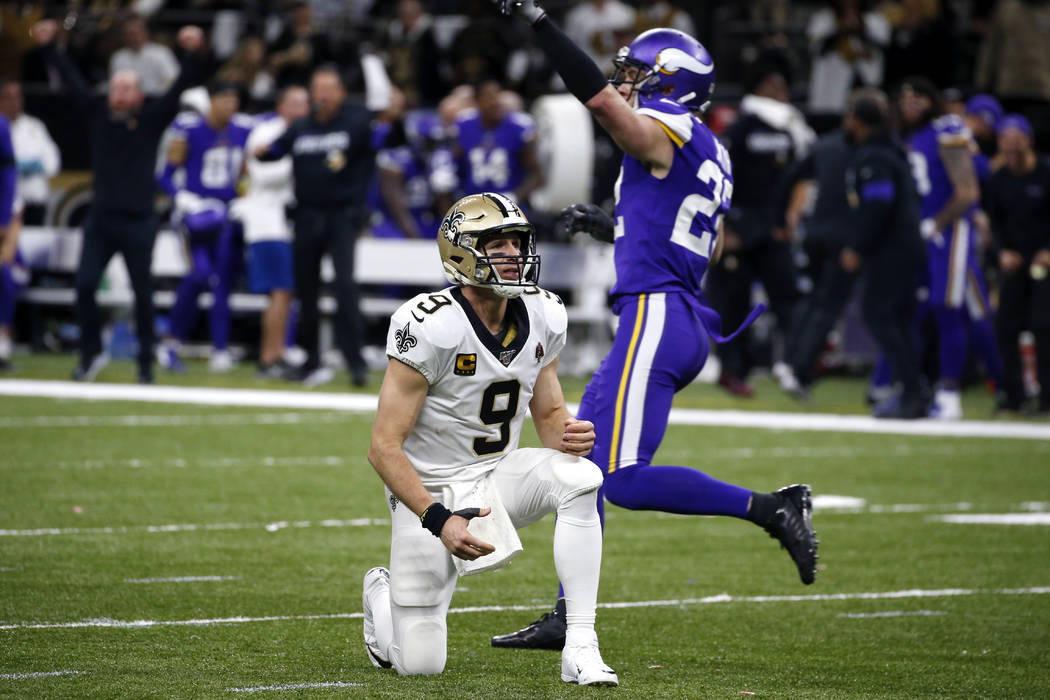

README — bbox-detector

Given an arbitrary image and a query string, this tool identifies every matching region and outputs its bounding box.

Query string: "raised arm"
[147,26,208,128]
[32,20,94,109]
[496,2,673,170]
[367,357,495,560]
[528,356,596,457]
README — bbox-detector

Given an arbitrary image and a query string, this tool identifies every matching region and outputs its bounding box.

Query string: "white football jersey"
[386,286,567,488]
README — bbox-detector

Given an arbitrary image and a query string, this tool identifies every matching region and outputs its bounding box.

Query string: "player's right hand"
[555,203,614,244]
[440,507,496,560]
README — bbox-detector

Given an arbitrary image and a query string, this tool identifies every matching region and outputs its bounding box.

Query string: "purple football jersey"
[453,109,535,195]
[171,112,254,203]
[905,114,975,223]
[611,98,733,299]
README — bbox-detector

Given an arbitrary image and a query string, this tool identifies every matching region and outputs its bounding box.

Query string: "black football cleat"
[491,599,566,650]
[764,484,819,585]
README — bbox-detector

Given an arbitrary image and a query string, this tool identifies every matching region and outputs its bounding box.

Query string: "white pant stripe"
[617,293,666,469]
[947,219,970,308]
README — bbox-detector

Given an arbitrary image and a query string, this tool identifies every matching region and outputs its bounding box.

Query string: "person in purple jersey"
[374,110,457,239]
[897,77,988,420]
[452,77,544,207]
[488,1,819,652]
[0,114,24,371]
[155,81,254,373]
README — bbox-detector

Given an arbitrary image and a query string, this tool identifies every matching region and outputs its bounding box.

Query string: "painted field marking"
[226,682,365,693]
[2,586,1047,631]
[0,518,388,538]
[125,576,239,584]
[3,379,1050,440]
[839,610,947,619]
[934,513,1050,525]
[4,500,1049,538]
[0,670,84,680]
[0,412,353,428]
[53,455,350,470]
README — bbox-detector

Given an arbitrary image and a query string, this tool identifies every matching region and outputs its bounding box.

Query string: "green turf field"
[2,356,1049,698]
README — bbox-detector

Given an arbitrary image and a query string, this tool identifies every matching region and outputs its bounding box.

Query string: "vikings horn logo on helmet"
[657,47,713,76]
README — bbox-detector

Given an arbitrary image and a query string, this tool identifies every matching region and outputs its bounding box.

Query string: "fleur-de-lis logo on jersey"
[394,321,417,354]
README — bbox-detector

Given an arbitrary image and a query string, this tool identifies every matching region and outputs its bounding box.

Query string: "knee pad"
[549,453,603,504]
[393,617,446,676]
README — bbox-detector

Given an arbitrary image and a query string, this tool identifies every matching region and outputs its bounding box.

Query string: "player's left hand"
[560,418,595,457]
[1033,249,1050,268]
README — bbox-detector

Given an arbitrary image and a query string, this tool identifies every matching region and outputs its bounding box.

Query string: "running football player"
[488,1,819,651]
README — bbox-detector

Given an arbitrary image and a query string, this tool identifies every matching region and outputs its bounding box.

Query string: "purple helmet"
[612,28,716,112]
[404,110,446,153]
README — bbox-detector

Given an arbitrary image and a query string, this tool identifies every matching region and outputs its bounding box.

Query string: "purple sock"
[603,465,752,517]
[169,246,211,342]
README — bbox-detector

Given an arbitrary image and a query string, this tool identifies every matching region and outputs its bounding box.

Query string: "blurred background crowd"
[0,0,1047,414]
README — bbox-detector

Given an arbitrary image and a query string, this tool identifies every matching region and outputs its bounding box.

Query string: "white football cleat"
[928,389,962,420]
[208,349,234,373]
[561,643,618,687]
[362,567,392,669]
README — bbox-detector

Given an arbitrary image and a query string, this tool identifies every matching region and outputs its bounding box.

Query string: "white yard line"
[124,576,239,584]
[2,586,1047,632]
[0,412,351,428]
[3,379,1050,440]
[0,670,84,680]
[0,518,388,538]
[54,455,350,470]
[838,610,947,619]
[3,501,1048,538]
[934,513,1050,525]
[226,682,365,693]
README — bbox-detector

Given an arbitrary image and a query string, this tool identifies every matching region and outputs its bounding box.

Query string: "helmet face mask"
[611,28,716,113]
[438,193,540,298]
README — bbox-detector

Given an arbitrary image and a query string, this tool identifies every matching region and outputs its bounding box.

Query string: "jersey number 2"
[474,379,521,456]
[669,158,732,259]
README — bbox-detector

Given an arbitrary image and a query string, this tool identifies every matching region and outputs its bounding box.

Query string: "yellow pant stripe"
[609,294,647,474]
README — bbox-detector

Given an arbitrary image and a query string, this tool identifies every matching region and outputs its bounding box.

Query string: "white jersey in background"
[386,285,567,488]
[231,113,294,244]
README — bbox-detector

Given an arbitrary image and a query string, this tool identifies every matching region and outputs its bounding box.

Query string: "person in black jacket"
[774,127,856,400]
[256,64,375,387]
[32,19,207,384]
[840,87,928,418]
[705,59,814,397]
[985,114,1050,413]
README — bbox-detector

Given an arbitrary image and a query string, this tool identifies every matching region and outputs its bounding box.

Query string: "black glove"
[555,203,615,244]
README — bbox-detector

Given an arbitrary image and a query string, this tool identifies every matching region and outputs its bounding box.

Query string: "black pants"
[705,236,801,378]
[861,260,922,401]
[293,205,366,374]
[75,211,157,369]
[787,235,858,385]
[996,269,1050,407]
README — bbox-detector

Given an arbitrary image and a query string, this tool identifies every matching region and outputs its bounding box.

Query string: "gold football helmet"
[437,192,540,298]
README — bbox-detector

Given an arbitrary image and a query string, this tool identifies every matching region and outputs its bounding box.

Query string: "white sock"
[0,333,11,360]
[369,580,394,659]
[554,490,602,647]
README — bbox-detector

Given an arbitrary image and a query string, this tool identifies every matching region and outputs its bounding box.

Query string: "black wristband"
[421,502,452,537]
[533,16,609,105]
